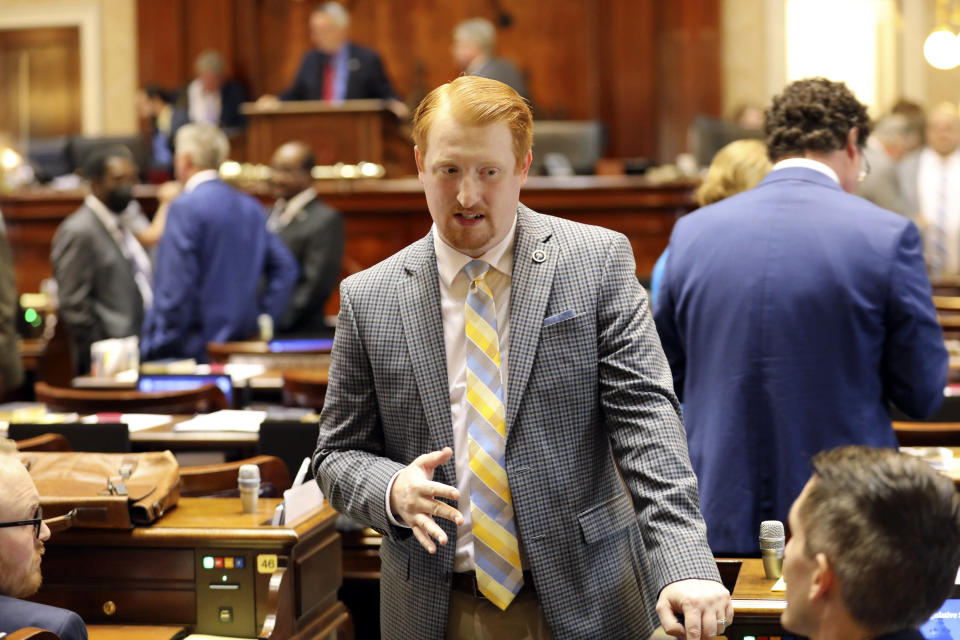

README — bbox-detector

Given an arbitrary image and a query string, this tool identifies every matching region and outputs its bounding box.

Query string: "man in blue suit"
[0,440,87,640]
[141,124,298,363]
[654,77,948,555]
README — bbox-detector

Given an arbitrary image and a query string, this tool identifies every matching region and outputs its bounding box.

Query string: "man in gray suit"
[0,212,23,396]
[52,147,152,374]
[313,76,729,640]
[452,18,529,102]
[268,141,344,335]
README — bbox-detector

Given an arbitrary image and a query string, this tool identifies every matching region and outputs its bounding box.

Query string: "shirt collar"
[771,158,839,185]
[433,212,518,287]
[184,169,220,193]
[84,193,121,233]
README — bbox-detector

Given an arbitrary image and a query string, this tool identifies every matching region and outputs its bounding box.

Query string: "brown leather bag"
[18,450,180,528]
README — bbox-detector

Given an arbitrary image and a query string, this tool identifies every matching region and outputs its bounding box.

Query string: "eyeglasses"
[0,505,43,538]
[858,149,871,182]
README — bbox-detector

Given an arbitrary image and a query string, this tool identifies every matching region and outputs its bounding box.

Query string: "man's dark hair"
[143,85,171,103]
[79,145,135,182]
[798,446,960,635]
[764,77,870,161]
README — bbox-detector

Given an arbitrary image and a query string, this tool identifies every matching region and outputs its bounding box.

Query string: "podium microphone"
[759,520,785,579]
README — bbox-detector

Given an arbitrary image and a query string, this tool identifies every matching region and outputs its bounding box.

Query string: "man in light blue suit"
[141,124,298,363]
[654,78,948,556]
[314,76,730,640]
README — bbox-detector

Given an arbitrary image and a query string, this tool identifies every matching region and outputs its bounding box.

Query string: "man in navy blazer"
[0,440,87,640]
[141,124,298,363]
[277,2,407,119]
[654,78,948,555]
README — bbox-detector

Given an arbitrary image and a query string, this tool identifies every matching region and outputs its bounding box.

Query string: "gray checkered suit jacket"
[314,206,719,639]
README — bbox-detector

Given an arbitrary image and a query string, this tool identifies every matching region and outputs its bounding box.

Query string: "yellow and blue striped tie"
[463,259,523,610]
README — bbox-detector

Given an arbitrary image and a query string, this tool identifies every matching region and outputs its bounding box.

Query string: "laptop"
[137,373,234,407]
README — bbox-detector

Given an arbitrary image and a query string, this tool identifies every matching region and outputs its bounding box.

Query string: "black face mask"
[105,186,134,213]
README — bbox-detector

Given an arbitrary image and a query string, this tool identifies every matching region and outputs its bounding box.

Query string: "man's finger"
[417,480,460,502]
[656,600,683,638]
[682,601,702,640]
[411,525,436,554]
[415,447,454,471]
[425,499,463,526]
[415,513,449,547]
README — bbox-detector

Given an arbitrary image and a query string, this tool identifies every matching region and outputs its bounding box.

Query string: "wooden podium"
[241,99,415,176]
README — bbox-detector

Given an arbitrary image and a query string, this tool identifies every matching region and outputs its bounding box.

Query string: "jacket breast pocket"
[540,310,581,342]
[577,493,636,544]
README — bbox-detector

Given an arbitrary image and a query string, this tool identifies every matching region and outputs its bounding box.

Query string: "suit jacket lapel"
[506,205,557,434]
[399,234,456,468]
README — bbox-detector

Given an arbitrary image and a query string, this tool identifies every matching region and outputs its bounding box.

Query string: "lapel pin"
[532,249,546,263]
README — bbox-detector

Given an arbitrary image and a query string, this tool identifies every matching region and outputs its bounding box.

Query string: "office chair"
[12,433,71,452]
[179,455,292,498]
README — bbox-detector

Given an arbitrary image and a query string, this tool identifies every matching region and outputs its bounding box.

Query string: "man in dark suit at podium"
[268,141,344,335]
[0,439,87,640]
[276,2,408,118]
[781,446,960,640]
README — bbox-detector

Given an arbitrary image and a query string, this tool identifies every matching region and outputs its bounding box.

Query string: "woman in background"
[650,138,772,307]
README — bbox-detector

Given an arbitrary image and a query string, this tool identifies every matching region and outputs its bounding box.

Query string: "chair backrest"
[34,381,228,414]
[281,369,329,410]
[179,454,292,497]
[13,432,72,452]
[8,423,130,453]
[258,420,321,481]
[5,628,61,640]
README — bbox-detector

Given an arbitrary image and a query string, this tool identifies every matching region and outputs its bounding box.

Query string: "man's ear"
[414,145,423,175]
[810,552,835,600]
[519,150,533,183]
[847,127,860,159]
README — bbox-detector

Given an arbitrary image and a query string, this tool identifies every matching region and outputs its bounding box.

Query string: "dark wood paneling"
[135,0,722,163]
[1,177,695,317]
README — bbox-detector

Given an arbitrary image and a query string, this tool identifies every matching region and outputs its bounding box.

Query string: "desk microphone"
[239,464,261,514]
[759,520,785,579]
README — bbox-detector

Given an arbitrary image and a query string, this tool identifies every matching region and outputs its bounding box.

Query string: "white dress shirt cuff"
[385,469,411,528]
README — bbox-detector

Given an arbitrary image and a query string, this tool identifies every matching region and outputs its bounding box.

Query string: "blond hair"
[695,138,771,206]
[412,75,533,170]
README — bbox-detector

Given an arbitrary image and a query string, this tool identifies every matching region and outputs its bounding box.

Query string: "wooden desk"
[32,498,349,640]
[724,558,796,640]
[87,624,186,640]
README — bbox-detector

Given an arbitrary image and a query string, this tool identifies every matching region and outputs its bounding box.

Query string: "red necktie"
[322,60,335,101]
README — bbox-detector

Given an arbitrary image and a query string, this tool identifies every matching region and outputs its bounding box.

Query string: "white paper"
[283,481,323,525]
[173,410,266,432]
[80,413,172,432]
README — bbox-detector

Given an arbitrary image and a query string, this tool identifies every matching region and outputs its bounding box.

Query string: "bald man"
[0,439,87,639]
[899,103,960,275]
[268,141,344,334]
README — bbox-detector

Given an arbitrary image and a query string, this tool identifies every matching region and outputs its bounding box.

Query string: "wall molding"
[0,3,103,136]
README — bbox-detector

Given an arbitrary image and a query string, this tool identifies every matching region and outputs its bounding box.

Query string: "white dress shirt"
[770,157,840,184]
[267,186,318,232]
[386,214,519,573]
[917,147,960,274]
[85,194,153,309]
[187,78,222,125]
